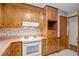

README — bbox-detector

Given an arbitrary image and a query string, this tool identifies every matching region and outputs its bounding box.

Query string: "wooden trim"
[45,5,58,10]
[68,15,77,18]
[78,10,79,56]
[10,3,43,11]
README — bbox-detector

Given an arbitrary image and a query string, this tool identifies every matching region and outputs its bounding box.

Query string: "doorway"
[68,16,78,53]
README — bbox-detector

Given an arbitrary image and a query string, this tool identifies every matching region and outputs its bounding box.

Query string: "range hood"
[22,21,40,27]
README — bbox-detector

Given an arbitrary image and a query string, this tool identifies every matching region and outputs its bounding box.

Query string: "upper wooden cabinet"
[3,4,22,28]
[0,4,42,28]
[45,5,58,21]
[0,4,3,27]
[22,8,40,22]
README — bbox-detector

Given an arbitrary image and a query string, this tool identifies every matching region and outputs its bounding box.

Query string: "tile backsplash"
[0,27,41,37]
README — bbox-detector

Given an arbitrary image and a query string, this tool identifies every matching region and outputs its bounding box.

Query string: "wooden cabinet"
[0,4,42,28]
[47,30,56,38]
[46,5,58,21]
[23,8,40,22]
[0,4,3,27]
[11,42,22,56]
[41,6,58,55]
[2,44,13,56]
[41,39,47,56]
[39,9,47,37]
[2,41,22,56]
[3,4,22,28]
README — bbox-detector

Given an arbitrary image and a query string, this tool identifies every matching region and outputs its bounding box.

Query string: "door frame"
[68,15,78,53]
[78,10,79,56]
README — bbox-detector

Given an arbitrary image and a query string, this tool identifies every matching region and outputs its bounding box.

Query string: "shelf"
[48,21,57,30]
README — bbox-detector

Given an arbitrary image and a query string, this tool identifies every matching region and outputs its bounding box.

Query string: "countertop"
[0,37,23,56]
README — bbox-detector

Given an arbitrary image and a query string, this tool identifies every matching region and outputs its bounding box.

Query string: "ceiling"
[29,3,79,13]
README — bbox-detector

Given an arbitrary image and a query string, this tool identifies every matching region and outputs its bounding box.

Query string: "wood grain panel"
[2,44,13,56]
[11,41,22,56]
[40,9,47,37]
[78,10,79,56]
[0,3,44,28]
[41,39,47,56]
[60,16,69,50]
[2,41,22,56]
[3,4,22,28]
[42,6,58,55]
[45,5,58,21]
[0,4,3,27]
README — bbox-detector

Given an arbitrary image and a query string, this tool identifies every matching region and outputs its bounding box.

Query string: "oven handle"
[23,42,41,46]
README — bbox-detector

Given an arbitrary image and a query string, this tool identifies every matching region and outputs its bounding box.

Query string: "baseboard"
[70,44,77,52]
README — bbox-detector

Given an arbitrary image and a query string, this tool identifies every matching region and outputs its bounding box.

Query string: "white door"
[68,16,78,46]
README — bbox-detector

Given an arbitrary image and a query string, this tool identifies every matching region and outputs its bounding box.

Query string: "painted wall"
[68,16,78,46]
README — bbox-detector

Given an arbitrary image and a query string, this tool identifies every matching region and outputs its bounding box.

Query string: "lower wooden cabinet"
[42,38,58,56]
[41,39,47,56]
[2,44,13,56]
[2,41,22,56]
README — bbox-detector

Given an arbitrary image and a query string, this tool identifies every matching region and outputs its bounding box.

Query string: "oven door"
[23,42,41,56]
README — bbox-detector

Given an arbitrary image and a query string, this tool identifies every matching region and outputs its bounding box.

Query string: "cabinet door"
[13,6,22,27]
[47,6,58,21]
[31,10,40,22]
[22,8,32,22]
[11,42,22,56]
[47,7,52,20]
[2,41,22,56]
[41,39,47,56]
[46,30,57,55]
[3,4,22,28]
[0,4,3,27]
[46,38,57,55]
[3,4,15,27]
[2,44,13,56]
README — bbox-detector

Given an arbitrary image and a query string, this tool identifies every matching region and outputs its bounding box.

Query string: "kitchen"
[0,3,79,56]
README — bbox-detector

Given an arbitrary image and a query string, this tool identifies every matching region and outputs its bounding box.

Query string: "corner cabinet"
[2,41,22,56]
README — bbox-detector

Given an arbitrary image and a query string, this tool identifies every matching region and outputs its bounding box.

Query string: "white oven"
[23,41,41,56]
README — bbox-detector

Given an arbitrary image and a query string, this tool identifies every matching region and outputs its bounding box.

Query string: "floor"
[49,49,77,56]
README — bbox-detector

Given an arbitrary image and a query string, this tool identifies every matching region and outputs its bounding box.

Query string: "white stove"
[22,36,42,56]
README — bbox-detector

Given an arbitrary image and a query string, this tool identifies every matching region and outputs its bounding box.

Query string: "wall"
[68,16,78,46]
[0,27,41,37]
